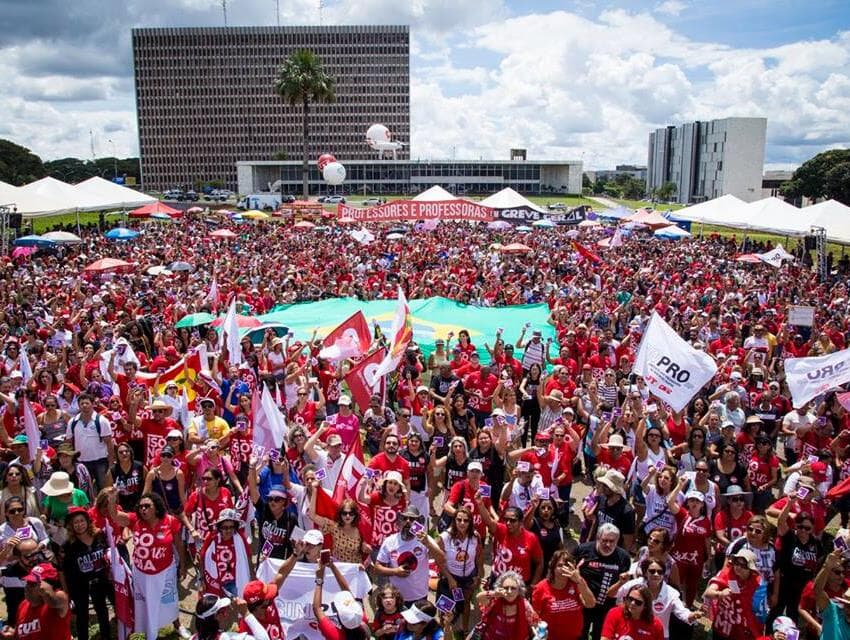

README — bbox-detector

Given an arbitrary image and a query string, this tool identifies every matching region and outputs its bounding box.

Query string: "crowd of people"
[0,213,849,640]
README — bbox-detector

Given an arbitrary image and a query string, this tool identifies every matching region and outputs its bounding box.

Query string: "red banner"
[344,348,387,414]
[338,200,494,222]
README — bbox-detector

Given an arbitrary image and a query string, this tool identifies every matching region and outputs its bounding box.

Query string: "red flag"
[572,239,604,264]
[344,347,387,414]
[828,475,850,501]
[319,311,372,362]
[331,436,373,545]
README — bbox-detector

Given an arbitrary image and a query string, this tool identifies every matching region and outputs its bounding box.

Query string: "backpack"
[69,412,108,443]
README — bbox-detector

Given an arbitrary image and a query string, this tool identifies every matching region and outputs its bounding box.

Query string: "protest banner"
[338,200,494,222]
[784,347,850,408]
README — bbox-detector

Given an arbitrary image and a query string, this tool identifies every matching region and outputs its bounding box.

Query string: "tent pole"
[76,211,80,236]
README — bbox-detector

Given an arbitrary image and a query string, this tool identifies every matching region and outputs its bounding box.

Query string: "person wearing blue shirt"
[816,550,850,640]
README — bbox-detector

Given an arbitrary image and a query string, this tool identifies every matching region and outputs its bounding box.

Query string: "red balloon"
[317,153,337,171]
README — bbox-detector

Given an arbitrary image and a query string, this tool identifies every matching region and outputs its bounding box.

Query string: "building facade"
[647,117,766,203]
[132,25,410,191]
[237,159,583,197]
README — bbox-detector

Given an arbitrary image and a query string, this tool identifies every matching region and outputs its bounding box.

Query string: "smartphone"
[260,540,274,560]
[320,549,331,565]
[432,436,444,448]
[479,485,491,498]
[39,439,48,451]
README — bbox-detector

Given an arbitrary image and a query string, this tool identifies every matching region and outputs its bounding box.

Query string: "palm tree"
[274,50,336,198]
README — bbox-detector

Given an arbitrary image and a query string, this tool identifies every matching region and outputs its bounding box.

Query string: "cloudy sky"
[0,0,848,169]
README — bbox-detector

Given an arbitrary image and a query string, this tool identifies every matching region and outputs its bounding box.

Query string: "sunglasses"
[161,453,174,459]
[340,510,356,516]
[730,496,745,502]
[503,517,519,523]
[626,597,645,606]
[647,568,664,576]
[747,527,763,535]
[7,508,24,515]
[138,504,154,510]
[268,496,286,503]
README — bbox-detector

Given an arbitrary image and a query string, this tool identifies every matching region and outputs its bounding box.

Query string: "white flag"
[756,244,794,268]
[252,384,287,452]
[609,227,624,248]
[205,276,219,309]
[367,286,412,386]
[23,398,39,460]
[784,348,850,408]
[220,298,243,367]
[350,228,375,245]
[18,352,32,384]
[633,312,717,412]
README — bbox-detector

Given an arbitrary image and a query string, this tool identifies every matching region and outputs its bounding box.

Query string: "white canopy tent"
[411,185,456,201]
[672,194,748,225]
[478,187,547,213]
[75,177,156,209]
[737,197,810,236]
[17,177,103,216]
[807,200,850,244]
[0,180,73,216]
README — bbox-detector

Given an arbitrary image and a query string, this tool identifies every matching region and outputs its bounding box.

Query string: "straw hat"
[42,471,74,497]
[600,434,631,451]
[597,469,627,497]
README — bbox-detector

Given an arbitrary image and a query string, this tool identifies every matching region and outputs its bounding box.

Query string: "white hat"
[684,490,705,503]
[303,529,324,545]
[382,470,404,486]
[730,371,743,380]
[600,434,631,451]
[166,429,184,439]
[332,590,364,629]
[732,548,757,570]
[41,472,74,497]
[197,596,232,619]
[401,603,435,625]
[215,508,242,526]
[338,395,352,406]
[415,385,429,394]
[467,461,483,472]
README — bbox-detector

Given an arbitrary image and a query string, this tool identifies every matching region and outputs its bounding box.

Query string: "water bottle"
[535,621,548,640]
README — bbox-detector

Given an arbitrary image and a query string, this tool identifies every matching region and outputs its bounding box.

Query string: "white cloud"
[655,1,686,17]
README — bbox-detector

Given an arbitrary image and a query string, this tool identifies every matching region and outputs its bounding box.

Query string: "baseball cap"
[730,371,743,380]
[327,434,343,446]
[467,461,483,472]
[11,434,28,445]
[338,395,352,406]
[166,429,183,439]
[303,529,324,545]
[243,580,278,606]
[199,397,216,407]
[24,563,59,584]
[267,485,288,499]
[333,590,364,629]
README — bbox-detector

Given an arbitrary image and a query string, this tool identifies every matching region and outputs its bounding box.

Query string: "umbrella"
[168,261,193,272]
[84,258,133,273]
[293,220,316,229]
[150,212,173,221]
[11,246,36,259]
[187,206,203,214]
[578,219,601,228]
[175,312,216,329]
[654,225,691,239]
[13,235,56,248]
[516,225,532,232]
[41,231,82,244]
[146,265,173,277]
[386,233,404,240]
[500,243,533,253]
[105,228,140,240]
[337,216,356,224]
[245,322,290,344]
[209,229,238,239]
[211,314,262,329]
[531,219,555,228]
[566,229,580,238]
[130,202,181,218]
[487,220,512,231]
[242,210,270,220]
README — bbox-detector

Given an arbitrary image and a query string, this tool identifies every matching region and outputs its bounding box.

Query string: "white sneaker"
[177,626,192,639]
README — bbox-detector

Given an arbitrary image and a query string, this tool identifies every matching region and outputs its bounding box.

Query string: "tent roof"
[75,177,156,209]
[807,199,850,244]
[625,209,671,228]
[411,185,455,201]
[0,179,74,217]
[739,197,809,236]
[672,194,748,224]
[17,177,97,210]
[478,187,546,213]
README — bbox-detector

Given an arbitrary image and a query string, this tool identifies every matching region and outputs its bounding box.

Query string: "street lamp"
[107,139,118,180]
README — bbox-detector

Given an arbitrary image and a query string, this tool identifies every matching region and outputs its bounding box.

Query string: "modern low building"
[132,25,410,192]
[236,159,584,197]
[585,164,647,184]
[647,117,767,203]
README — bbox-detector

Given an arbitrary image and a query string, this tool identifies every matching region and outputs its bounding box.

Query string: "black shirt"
[401,449,430,494]
[596,496,636,544]
[575,541,632,607]
[255,500,298,561]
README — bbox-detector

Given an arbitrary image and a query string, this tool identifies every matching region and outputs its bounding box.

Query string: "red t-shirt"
[15,599,72,640]
[367,453,411,481]
[768,496,827,533]
[671,510,710,566]
[288,401,318,428]
[238,603,285,640]
[447,479,492,540]
[521,448,556,487]
[708,566,761,640]
[532,579,585,640]
[747,454,779,489]
[463,371,499,413]
[712,509,753,553]
[596,449,633,477]
[184,488,234,541]
[600,605,664,640]
[368,492,406,548]
[128,512,182,574]
[492,522,542,583]
[139,417,180,466]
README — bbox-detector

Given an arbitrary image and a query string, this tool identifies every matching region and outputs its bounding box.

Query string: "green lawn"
[30,212,108,234]
[613,198,686,211]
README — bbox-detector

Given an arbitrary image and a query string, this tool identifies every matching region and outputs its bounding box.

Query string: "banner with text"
[785,348,850,408]
[338,200,494,222]
[633,312,718,412]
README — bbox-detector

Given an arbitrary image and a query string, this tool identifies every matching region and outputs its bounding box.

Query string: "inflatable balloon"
[366,124,391,144]
[323,162,346,185]
[317,153,336,171]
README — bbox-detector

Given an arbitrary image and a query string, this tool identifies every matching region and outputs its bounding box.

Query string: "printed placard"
[452,587,465,601]
[432,436,444,448]
[315,468,327,481]
[479,485,491,498]
[409,520,425,536]
[436,595,455,613]
[516,461,531,473]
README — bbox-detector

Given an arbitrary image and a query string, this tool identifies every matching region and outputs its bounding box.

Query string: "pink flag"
[23,398,39,460]
[252,384,287,453]
[205,276,220,310]
[319,311,372,362]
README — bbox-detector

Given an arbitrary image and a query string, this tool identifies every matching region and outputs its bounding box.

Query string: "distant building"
[237,159,583,196]
[647,117,766,203]
[132,25,410,191]
[585,164,647,184]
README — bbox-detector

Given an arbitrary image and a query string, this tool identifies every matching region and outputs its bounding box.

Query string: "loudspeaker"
[9,213,22,229]
[803,235,817,251]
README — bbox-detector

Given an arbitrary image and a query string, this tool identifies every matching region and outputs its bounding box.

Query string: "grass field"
[612,197,686,211]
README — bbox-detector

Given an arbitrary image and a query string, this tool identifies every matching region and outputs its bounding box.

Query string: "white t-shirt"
[377,533,430,602]
[505,477,545,512]
[65,413,113,462]
[313,450,345,493]
[782,410,815,452]
[439,531,479,578]
[616,578,691,639]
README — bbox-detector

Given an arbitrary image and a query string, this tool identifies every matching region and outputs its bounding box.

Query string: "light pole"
[108,139,117,180]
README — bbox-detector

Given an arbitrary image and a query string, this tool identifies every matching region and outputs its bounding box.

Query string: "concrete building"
[585,164,647,184]
[237,159,583,197]
[132,25,410,191]
[647,117,766,203]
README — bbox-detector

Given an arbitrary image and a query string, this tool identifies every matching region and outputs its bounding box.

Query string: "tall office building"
[132,26,410,191]
[646,117,766,204]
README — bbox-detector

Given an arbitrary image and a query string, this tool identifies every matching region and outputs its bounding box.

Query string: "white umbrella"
[516,225,532,232]
[578,219,600,228]
[41,231,82,244]
[487,220,512,231]
[531,219,555,228]
[386,233,404,240]
[147,265,173,276]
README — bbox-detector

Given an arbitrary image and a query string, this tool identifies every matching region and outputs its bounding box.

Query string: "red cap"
[24,563,59,584]
[67,506,91,520]
[242,580,277,605]
[36,328,49,340]
[810,461,827,482]
[165,346,178,357]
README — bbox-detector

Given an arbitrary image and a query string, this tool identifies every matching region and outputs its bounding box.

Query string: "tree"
[0,139,45,185]
[825,162,850,206]
[781,149,850,203]
[274,50,336,198]
[654,181,677,202]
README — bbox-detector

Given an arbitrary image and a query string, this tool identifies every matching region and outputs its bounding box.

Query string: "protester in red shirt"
[668,480,712,607]
[463,363,499,420]
[600,584,664,640]
[476,502,543,585]
[443,462,496,540]
[15,563,72,640]
[704,549,762,640]
[532,550,597,640]
[368,433,412,483]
